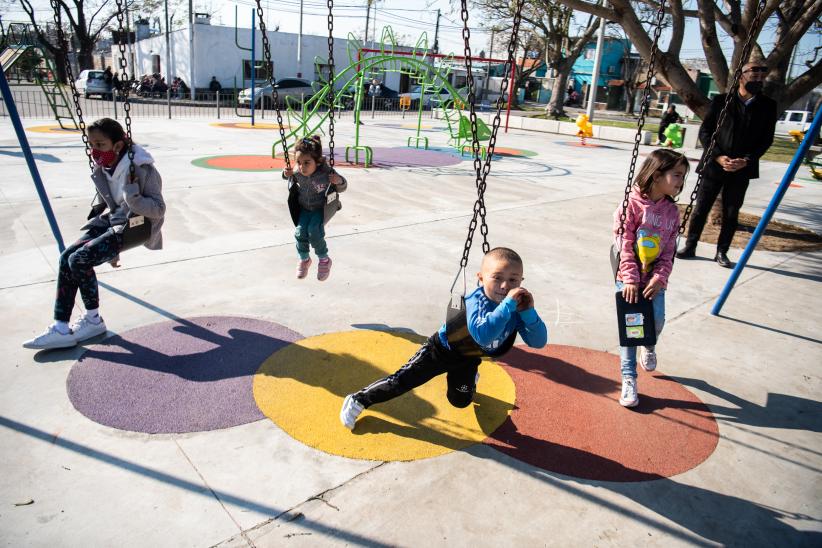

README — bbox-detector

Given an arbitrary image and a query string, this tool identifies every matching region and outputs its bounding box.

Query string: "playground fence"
[0,87,441,121]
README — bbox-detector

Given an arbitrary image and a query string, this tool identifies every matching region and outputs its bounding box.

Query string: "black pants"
[353,335,481,409]
[685,174,750,253]
[54,226,122,322]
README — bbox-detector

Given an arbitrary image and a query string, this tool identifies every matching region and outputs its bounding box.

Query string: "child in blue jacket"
[340,247,547,429]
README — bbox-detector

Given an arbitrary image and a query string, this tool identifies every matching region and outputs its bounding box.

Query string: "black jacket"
[697,92,777,180]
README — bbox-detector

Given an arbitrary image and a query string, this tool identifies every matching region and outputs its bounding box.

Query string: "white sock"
[85,309,101,322]
[54,321,71,335]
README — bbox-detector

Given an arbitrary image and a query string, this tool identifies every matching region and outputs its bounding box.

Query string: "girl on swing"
[23,117,165,350]
[613,148,689,407]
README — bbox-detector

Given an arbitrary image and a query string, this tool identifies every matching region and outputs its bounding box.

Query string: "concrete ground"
[0,113,820,547]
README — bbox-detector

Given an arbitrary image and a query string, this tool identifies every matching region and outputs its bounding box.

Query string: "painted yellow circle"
[253,330,516,461]
[26,125,82,133]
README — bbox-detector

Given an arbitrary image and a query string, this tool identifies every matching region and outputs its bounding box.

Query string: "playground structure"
[0,22,77,129]
[575,113,593,145]
[265,27,514,167]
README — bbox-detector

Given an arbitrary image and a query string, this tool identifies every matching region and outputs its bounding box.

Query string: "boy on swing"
[340,247,548,429]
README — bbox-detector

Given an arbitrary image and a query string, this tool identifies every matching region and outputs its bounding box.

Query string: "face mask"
[91,149,119,167]
[744,81,763,95]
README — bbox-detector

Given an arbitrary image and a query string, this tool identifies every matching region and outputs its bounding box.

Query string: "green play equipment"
[441,99,492,158]
[1,22,77,130]
[269,27,482,167]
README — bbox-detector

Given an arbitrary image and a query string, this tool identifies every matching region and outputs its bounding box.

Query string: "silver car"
[75,69,112,99]
[238,77,314,107]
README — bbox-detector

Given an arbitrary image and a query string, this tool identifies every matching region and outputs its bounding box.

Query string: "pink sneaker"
[296,258,311,279]
[317,257,332,281]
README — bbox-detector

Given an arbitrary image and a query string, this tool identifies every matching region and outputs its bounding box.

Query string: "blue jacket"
[438,286,547,353]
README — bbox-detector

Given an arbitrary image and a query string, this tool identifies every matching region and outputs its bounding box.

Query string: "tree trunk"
[546,69,570,117]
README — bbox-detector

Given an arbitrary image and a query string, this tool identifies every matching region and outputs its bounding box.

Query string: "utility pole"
[364,0,371,48]
[188,0,194,99]
[433,9,440,54]
[164,0,170,86]
[297,0,303,76]
[586,16,605,121]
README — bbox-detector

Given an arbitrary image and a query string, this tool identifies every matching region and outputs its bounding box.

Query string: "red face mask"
[91,148,119,167]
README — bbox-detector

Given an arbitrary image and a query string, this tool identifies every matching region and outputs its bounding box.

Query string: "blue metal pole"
[711,106,822,316]
[250,9,256,126]
[0,62,66,252]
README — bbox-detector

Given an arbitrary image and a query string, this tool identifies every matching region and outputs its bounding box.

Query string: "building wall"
[571,38,629,91]
[115,23,417,91]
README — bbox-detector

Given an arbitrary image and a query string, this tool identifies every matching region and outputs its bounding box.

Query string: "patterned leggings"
[54,227,122,322]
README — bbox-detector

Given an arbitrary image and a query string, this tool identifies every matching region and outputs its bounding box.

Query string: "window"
[789,112,804,122]
[778,112,787,121]
[584,48,595,60]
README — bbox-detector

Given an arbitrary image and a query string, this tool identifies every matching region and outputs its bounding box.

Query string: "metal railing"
[0,87,449,121]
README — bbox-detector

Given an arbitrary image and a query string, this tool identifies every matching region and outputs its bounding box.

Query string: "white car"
[238,77,314,107]
[775,110,812,136]
[75,69,112,99]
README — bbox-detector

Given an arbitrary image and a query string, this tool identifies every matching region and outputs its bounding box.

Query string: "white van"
[775,110,812,135]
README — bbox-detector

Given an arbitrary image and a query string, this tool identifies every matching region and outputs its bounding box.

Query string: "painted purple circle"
[361,147,462,168]
[66,316,303,434]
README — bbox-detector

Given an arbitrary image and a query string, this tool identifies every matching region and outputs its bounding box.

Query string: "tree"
[476,0,601,116]
[15,0,132,78]
[553,0,822,118]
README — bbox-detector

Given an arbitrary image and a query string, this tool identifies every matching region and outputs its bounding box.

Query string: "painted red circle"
[484,345,719,481]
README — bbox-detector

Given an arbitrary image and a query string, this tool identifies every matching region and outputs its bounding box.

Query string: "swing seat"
[120,215,152,251]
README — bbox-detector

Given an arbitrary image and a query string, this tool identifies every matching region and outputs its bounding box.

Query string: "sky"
[4,0,819,77]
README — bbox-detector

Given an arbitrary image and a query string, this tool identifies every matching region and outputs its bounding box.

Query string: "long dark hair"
[633,148,689,201]
[294,135,325,164]
[87,117,130,146]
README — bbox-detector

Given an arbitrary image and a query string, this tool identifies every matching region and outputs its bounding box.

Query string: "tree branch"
[552,0,615,19]
[667,0,685,55]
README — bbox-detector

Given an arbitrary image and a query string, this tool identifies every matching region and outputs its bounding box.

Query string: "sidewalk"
[0,116,819,546]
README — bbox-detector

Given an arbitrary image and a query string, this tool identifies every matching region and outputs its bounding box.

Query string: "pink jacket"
[613,188,681,287]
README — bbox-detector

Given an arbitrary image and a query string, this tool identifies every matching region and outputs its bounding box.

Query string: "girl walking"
[613,149,689,407]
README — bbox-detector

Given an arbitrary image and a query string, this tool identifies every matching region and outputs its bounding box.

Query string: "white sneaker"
[22,323,76,350]
[340,394,364,430]
[70,315,107,343]
[619,376,639,407]
[640,348,657,372]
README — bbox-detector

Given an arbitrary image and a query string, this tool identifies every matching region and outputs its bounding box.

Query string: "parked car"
[75,69,112,99]
[399,85,465,108]
[343,82,399,109]
[775,110,812,136]
[238,77,313,107]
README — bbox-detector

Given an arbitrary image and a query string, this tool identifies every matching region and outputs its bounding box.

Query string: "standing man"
[658,104,683,145]
[676,57,777,268]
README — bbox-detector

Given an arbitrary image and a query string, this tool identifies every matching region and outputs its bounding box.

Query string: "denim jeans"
[615,281,665,378]
[295,208,327,260]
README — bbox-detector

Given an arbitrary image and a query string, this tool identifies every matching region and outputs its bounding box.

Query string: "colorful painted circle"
[485,345,719,482]
[191,147,463,172]
[26,125,83,133]
[253,330,516,461]
[66,316,303,434]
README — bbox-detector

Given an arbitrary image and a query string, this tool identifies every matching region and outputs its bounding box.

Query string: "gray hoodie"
[83,144,166,250]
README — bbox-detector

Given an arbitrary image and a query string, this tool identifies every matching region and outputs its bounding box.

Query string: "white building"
[114,15,411,92]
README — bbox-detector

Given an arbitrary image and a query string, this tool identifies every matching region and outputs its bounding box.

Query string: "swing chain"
[618,0,666,236]
[326,0,335,168]
[113,0,135,179]
[456,0,524,269]
[49,0,92,171]
[254,0,291,170]
[679,0,767,234]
